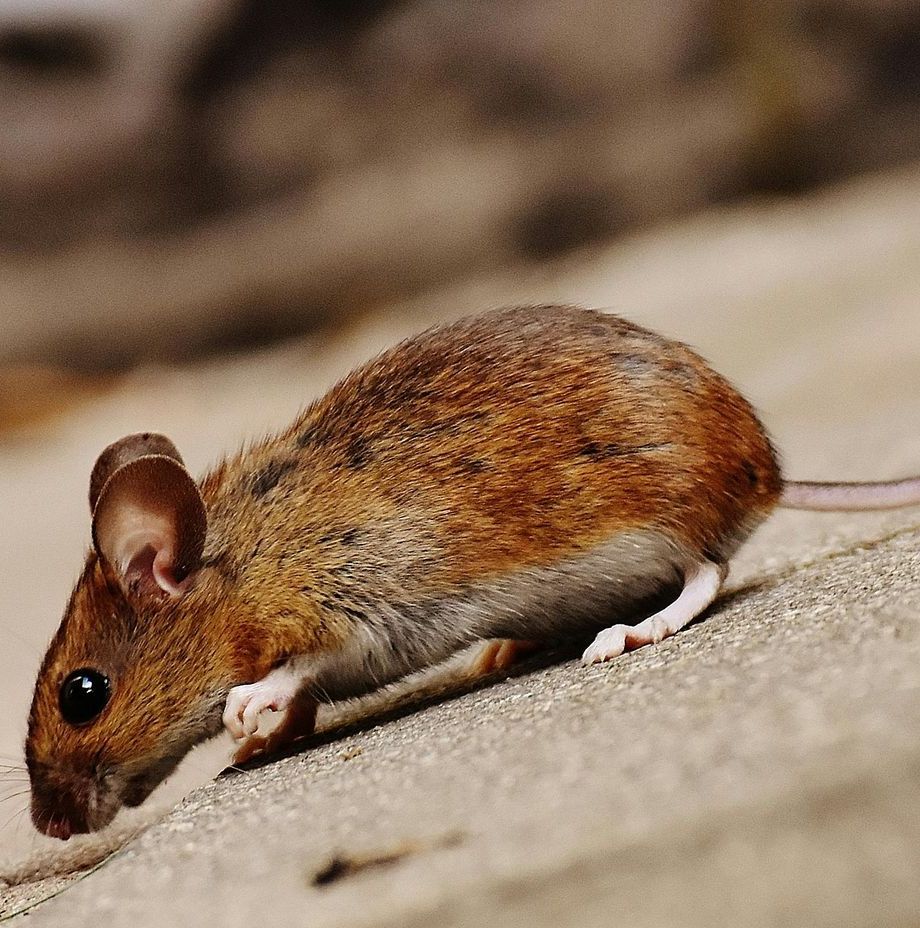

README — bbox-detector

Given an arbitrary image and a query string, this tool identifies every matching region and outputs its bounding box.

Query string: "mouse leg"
[223,661,318,764]
[466,639,541,678]
[582,559,725,665]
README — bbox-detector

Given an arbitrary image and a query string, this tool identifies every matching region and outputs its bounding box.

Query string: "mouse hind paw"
[582,559,725,664]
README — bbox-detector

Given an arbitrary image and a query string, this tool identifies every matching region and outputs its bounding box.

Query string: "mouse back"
[261,306,783,570]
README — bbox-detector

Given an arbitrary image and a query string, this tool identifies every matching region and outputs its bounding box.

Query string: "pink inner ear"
[152,548,184,596]
[123,543,183,597]
[108,510,184,597]
[92,453,207,601]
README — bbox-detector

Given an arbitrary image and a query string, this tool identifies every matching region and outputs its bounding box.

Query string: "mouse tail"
[780,477,920,511]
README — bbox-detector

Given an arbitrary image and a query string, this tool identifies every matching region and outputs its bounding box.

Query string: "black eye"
[59,669,111,726]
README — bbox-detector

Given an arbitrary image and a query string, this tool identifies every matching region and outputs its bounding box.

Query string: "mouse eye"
[59,669,111,726]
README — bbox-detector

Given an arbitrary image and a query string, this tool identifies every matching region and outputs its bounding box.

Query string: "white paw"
[581,626,629,664]
[222,678,297,741]
[646,616,671,644]
[582,617,677,664]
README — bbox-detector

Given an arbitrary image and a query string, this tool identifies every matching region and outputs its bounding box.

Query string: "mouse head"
[26,434,234,839]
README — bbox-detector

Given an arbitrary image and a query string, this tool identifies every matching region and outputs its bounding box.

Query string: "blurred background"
[2,0,920,878]
[1,0,920,377]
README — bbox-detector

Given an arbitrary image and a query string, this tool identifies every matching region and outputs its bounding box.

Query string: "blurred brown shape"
[0,0,918,368]
[0,364,115,434]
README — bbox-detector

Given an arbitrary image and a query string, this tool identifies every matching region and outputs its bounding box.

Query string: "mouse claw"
[581,626,630,664]
[222,681,292,740]
[223,662,312,740]
[224,663,319,764]
[230,695,318,765]
[581,617,673,663]
[582,560,725,664]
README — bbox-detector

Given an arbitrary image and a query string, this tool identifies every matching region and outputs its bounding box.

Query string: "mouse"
[24,304,920,838]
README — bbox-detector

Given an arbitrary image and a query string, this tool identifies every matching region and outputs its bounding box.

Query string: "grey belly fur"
[310,529,692,701]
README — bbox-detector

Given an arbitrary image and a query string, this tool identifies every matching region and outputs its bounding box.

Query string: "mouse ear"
[91,453,207,599]
[89,433,186,513]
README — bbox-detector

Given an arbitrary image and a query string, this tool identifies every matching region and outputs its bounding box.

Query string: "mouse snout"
[39,812,75,841]
[28,762,119,839]
[30,775,91,839]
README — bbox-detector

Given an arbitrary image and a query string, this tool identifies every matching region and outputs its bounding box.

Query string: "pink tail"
[781,478,920,512]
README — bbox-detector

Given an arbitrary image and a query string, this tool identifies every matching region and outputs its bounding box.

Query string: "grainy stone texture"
[1,164,919,925]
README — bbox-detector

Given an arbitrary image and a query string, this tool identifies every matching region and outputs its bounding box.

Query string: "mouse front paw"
[223,679,294,741]
[222,665,317,764]
[466,639,541,677]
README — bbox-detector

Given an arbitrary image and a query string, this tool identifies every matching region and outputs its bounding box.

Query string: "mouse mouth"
[31,803,90,840]
[118,770,162,808]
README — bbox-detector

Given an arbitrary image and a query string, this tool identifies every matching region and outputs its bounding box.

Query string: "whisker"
[0,803,29,833]
[309,681,335,707]
[11,807,27,838]
[0,794,29,806]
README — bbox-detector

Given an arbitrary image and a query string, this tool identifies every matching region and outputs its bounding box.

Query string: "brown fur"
[219,305,780,579]
[26,305,782,835]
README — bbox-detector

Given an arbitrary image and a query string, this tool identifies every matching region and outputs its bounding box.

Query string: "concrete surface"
[6,529,920,926]
[1,164,919,925]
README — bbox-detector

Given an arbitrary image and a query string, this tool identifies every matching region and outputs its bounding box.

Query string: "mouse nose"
[29,773,91,839]
[30,795,89,839]
[40,815,74,840]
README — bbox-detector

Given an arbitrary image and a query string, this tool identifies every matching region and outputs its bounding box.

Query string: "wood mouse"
[25,305,920,839]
